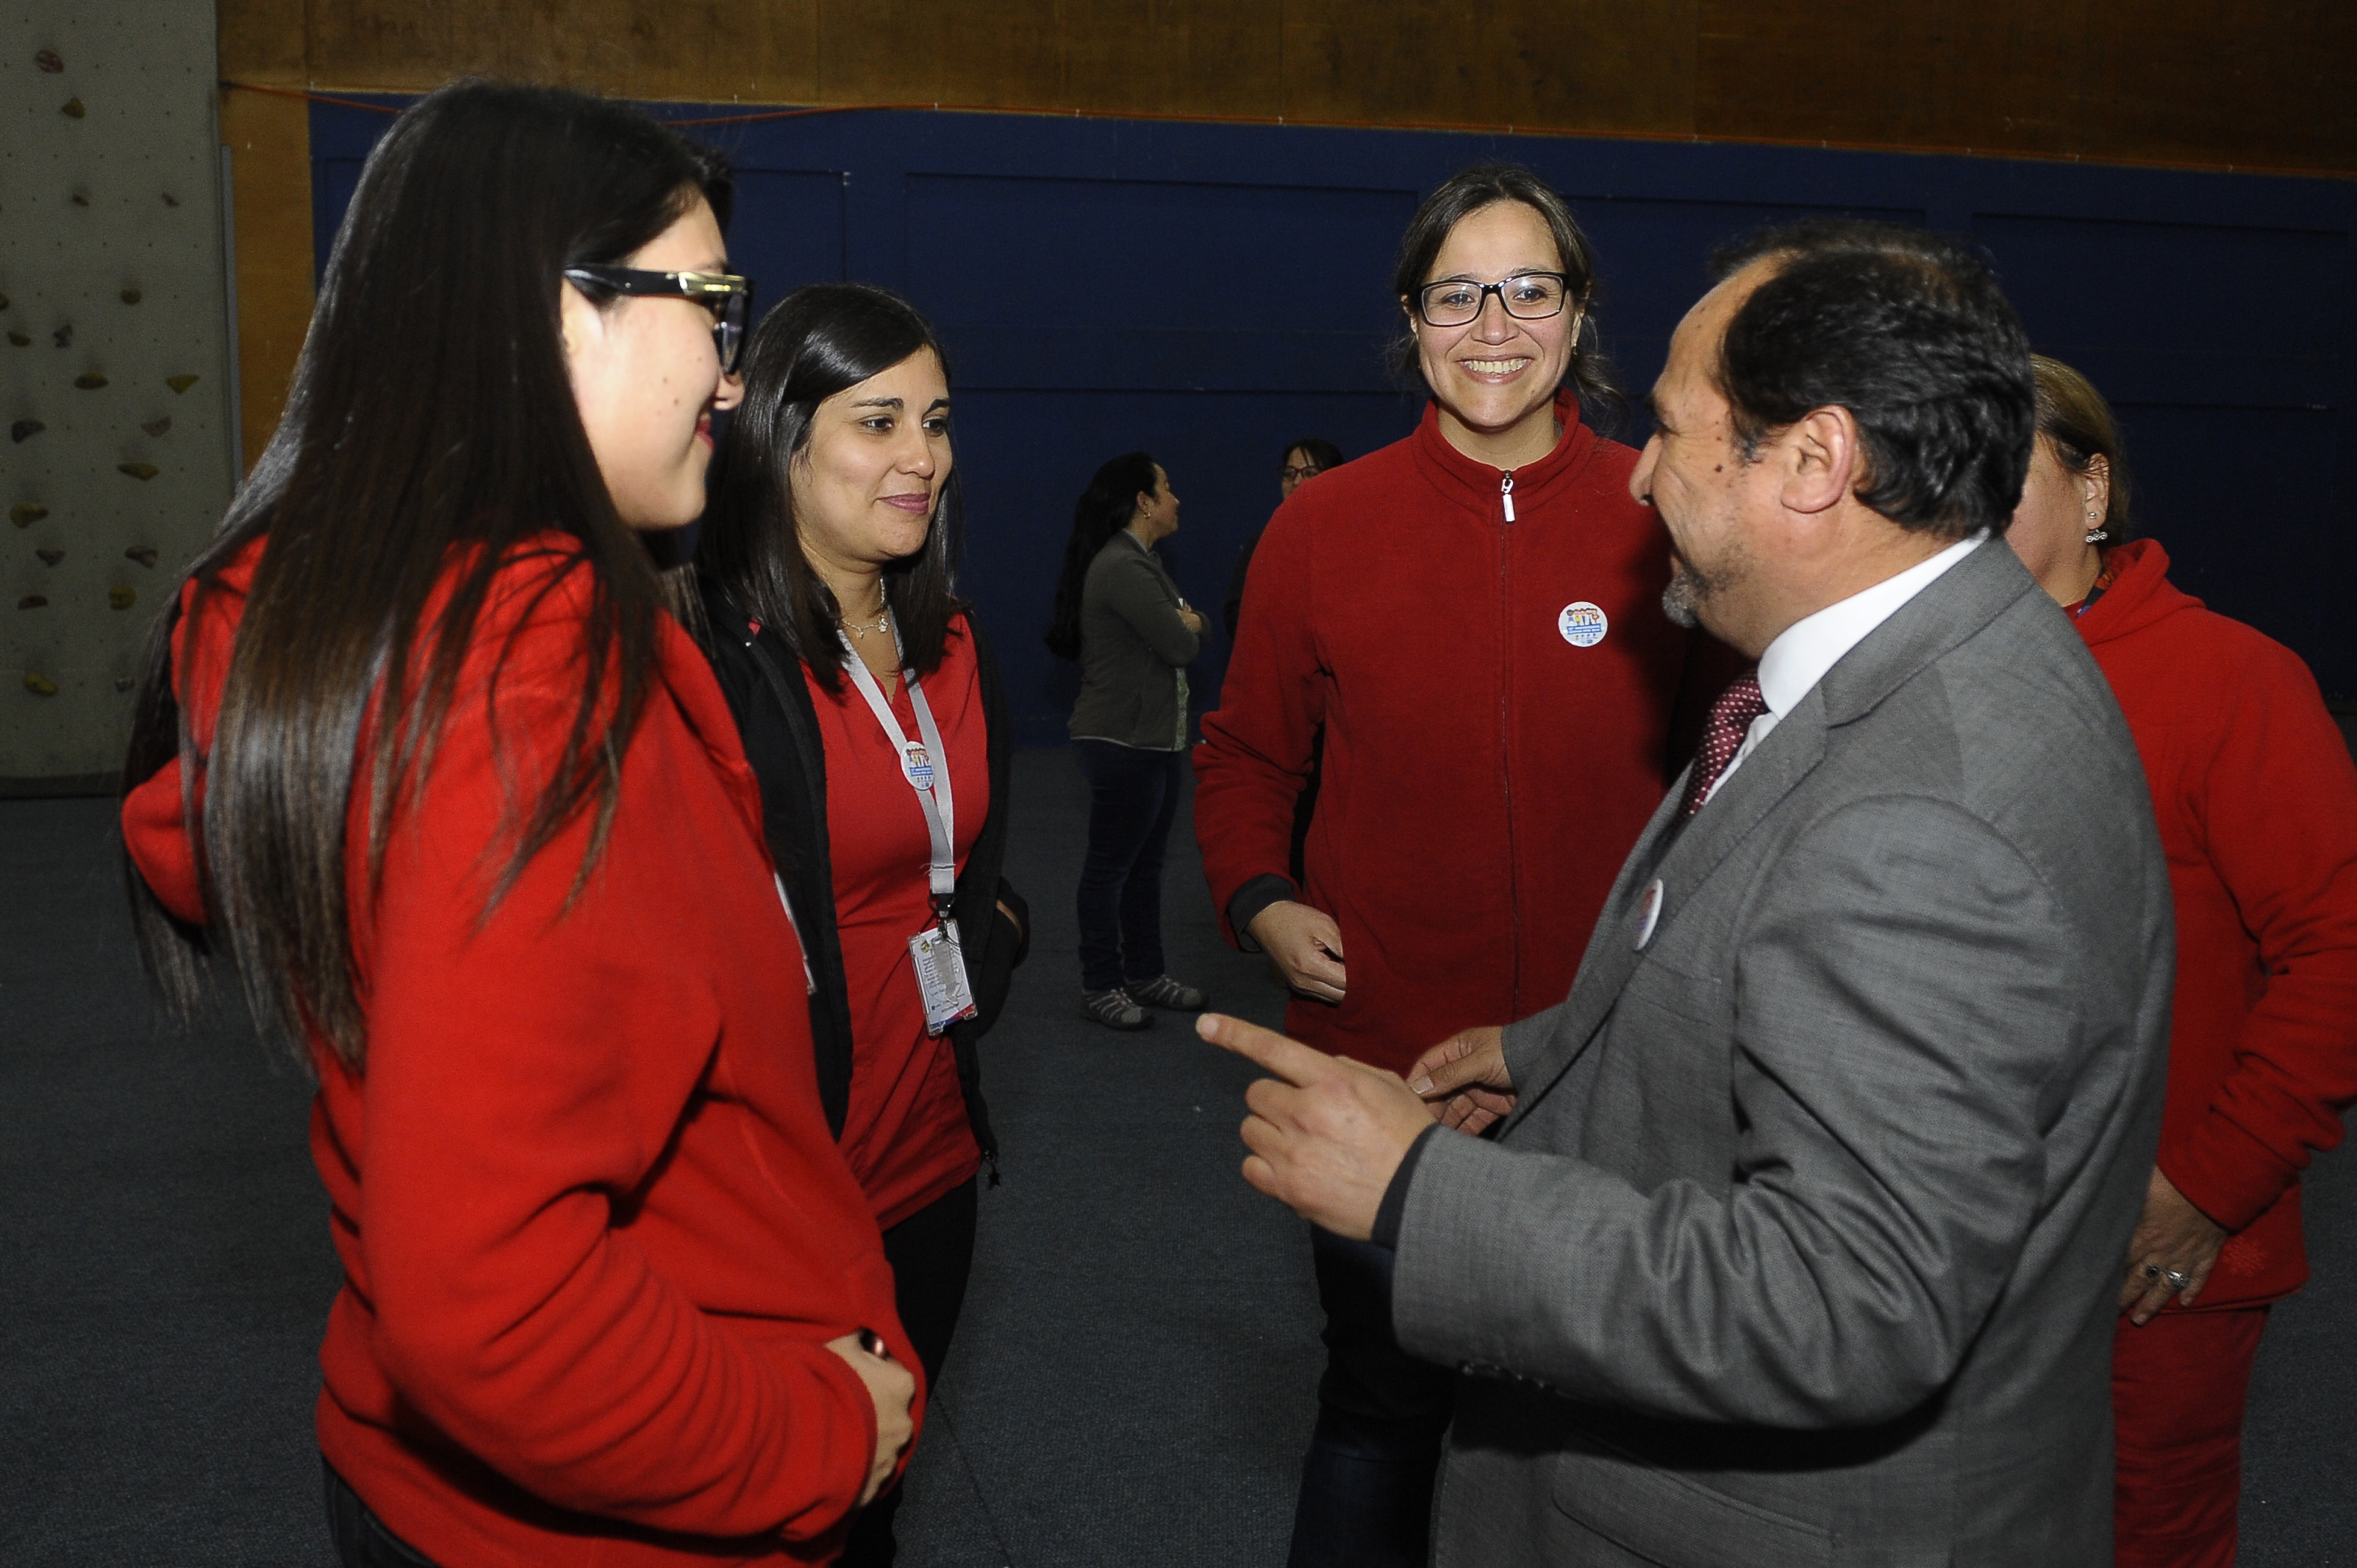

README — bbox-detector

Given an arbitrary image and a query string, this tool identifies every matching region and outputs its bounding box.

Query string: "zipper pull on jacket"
[1501,470,1517,523]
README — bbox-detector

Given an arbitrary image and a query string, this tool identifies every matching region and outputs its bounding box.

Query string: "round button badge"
[1633,878,1665,950]
[1559,601,1609,648]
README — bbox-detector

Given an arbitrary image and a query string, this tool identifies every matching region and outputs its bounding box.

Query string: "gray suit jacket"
[1392,543,2173,1567]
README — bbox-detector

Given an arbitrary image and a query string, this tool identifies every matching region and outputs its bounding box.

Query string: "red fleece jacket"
[2075,540,2357,1308]
[122,536,912,1566]
[1196,392,1715,1073]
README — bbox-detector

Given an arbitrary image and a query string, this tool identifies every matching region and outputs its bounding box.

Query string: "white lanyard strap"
[838,630,957,910]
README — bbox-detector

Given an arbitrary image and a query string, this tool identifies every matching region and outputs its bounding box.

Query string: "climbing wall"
[3,1,237,787]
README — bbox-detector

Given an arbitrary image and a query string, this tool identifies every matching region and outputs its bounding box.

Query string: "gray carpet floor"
[1,747,2348,1565]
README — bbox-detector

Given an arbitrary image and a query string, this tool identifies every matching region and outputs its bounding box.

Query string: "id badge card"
[910,918,979,1036]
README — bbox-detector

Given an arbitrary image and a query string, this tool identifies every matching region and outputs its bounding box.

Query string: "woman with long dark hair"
[694,282,1030,1567]
[1046,453,1211,1031]
[1194,162,1719,1567]
[119,82,913,1566]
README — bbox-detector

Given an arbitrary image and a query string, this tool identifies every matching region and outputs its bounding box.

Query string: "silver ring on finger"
[2162,1268,2192,1292]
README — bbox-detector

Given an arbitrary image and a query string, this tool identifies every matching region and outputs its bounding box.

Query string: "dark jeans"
[1287,1226,1457,1568]
[325,1461,440,1568]
[841,1175,981,1568]
[1073,740,1188,992]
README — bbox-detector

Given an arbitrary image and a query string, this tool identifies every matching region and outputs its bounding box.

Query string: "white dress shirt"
[1705,532,1986,806]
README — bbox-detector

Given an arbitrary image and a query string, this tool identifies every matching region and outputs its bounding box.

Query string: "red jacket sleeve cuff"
[2161,1110,2302,1234]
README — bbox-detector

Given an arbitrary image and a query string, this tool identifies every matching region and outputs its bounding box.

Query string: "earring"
[2084,509,2106,545]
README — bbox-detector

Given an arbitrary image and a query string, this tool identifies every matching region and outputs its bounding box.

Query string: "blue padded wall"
[310,101,2356,740]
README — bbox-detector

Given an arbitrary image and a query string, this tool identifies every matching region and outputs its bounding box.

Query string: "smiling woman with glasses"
[1193,162,1728,1568]
[120,81,913,1568]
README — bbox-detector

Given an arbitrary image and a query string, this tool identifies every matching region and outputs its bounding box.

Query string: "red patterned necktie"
[1678,672,1769,818]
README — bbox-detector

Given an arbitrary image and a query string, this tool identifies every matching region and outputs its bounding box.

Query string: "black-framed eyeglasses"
[1412,271,1572,329]
[1278,463,1323,483]
[562,265,755,374]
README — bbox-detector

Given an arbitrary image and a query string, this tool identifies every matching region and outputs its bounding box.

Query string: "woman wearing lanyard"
[695,283,1028,1568]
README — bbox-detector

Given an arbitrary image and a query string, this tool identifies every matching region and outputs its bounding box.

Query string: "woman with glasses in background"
[1224,437,1346,642]
[2006,354,2357,1568]
[120,83,915,1567]
[695,282,1031,1566]
[1194,162,1720,1568]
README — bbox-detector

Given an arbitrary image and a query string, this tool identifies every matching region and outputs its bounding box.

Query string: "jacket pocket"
[1552,1440,1834,1568]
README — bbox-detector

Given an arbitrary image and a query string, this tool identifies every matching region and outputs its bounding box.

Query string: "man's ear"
[1780,405,1861,516]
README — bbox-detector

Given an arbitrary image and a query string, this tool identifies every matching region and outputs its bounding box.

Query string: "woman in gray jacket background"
[1045,452,1213,1029]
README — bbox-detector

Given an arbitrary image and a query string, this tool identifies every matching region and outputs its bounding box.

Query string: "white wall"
[3,1,237,785]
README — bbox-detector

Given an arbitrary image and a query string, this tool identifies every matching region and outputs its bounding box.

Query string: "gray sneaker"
[1081,987,1151,1030]
[1125,974,1209,1011]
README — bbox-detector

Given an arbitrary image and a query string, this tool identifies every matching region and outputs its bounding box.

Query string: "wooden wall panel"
[219,85,311,475]
[218,0,304,83]
[814,1,1067,110]
[296,0,823,101]
[1692,0,2357,172]
[2076,1,2357,172]
[1056,1,1282,118]
[1281,0,1696,137]
[1694,0,2091,157]
[217,0,2357,171]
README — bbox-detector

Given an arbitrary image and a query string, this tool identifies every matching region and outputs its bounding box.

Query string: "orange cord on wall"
[217,80,2353,181]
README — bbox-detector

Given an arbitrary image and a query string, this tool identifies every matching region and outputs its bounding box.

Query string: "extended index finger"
[1197,1012,1342,1087]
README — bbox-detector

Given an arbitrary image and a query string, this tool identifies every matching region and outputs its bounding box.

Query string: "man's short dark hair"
[1709,220,2034,538]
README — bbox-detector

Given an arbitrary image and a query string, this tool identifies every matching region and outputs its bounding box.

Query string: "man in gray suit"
[1199,221,2172,1564]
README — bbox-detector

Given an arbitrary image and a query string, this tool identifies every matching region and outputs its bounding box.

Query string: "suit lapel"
[1498,540,2039,1133]
[1502,701,1831,1131]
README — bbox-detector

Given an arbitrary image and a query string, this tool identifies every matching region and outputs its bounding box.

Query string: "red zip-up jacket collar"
[1406,387,1606,520]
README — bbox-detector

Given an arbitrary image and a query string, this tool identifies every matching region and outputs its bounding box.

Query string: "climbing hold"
[35,49,63,73]
[120,288,142,305]
[109,587,136,609]
[118,462,159,480]
[36,548,62,566]
[165,374,198,393]
[0,293,9,309]
[125,545,159,568]
[141,417,171,437]
[10,505,47,526]
[18,594,49,609]
[11,420,44,443]
[115,676,135,692]
[53,325,71,348]
[70,193,88,207]
[161,193,179,207]
[24,673,57,695]
[62,98,85,119]
[74,372,107,390]
[8,332,28,347]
